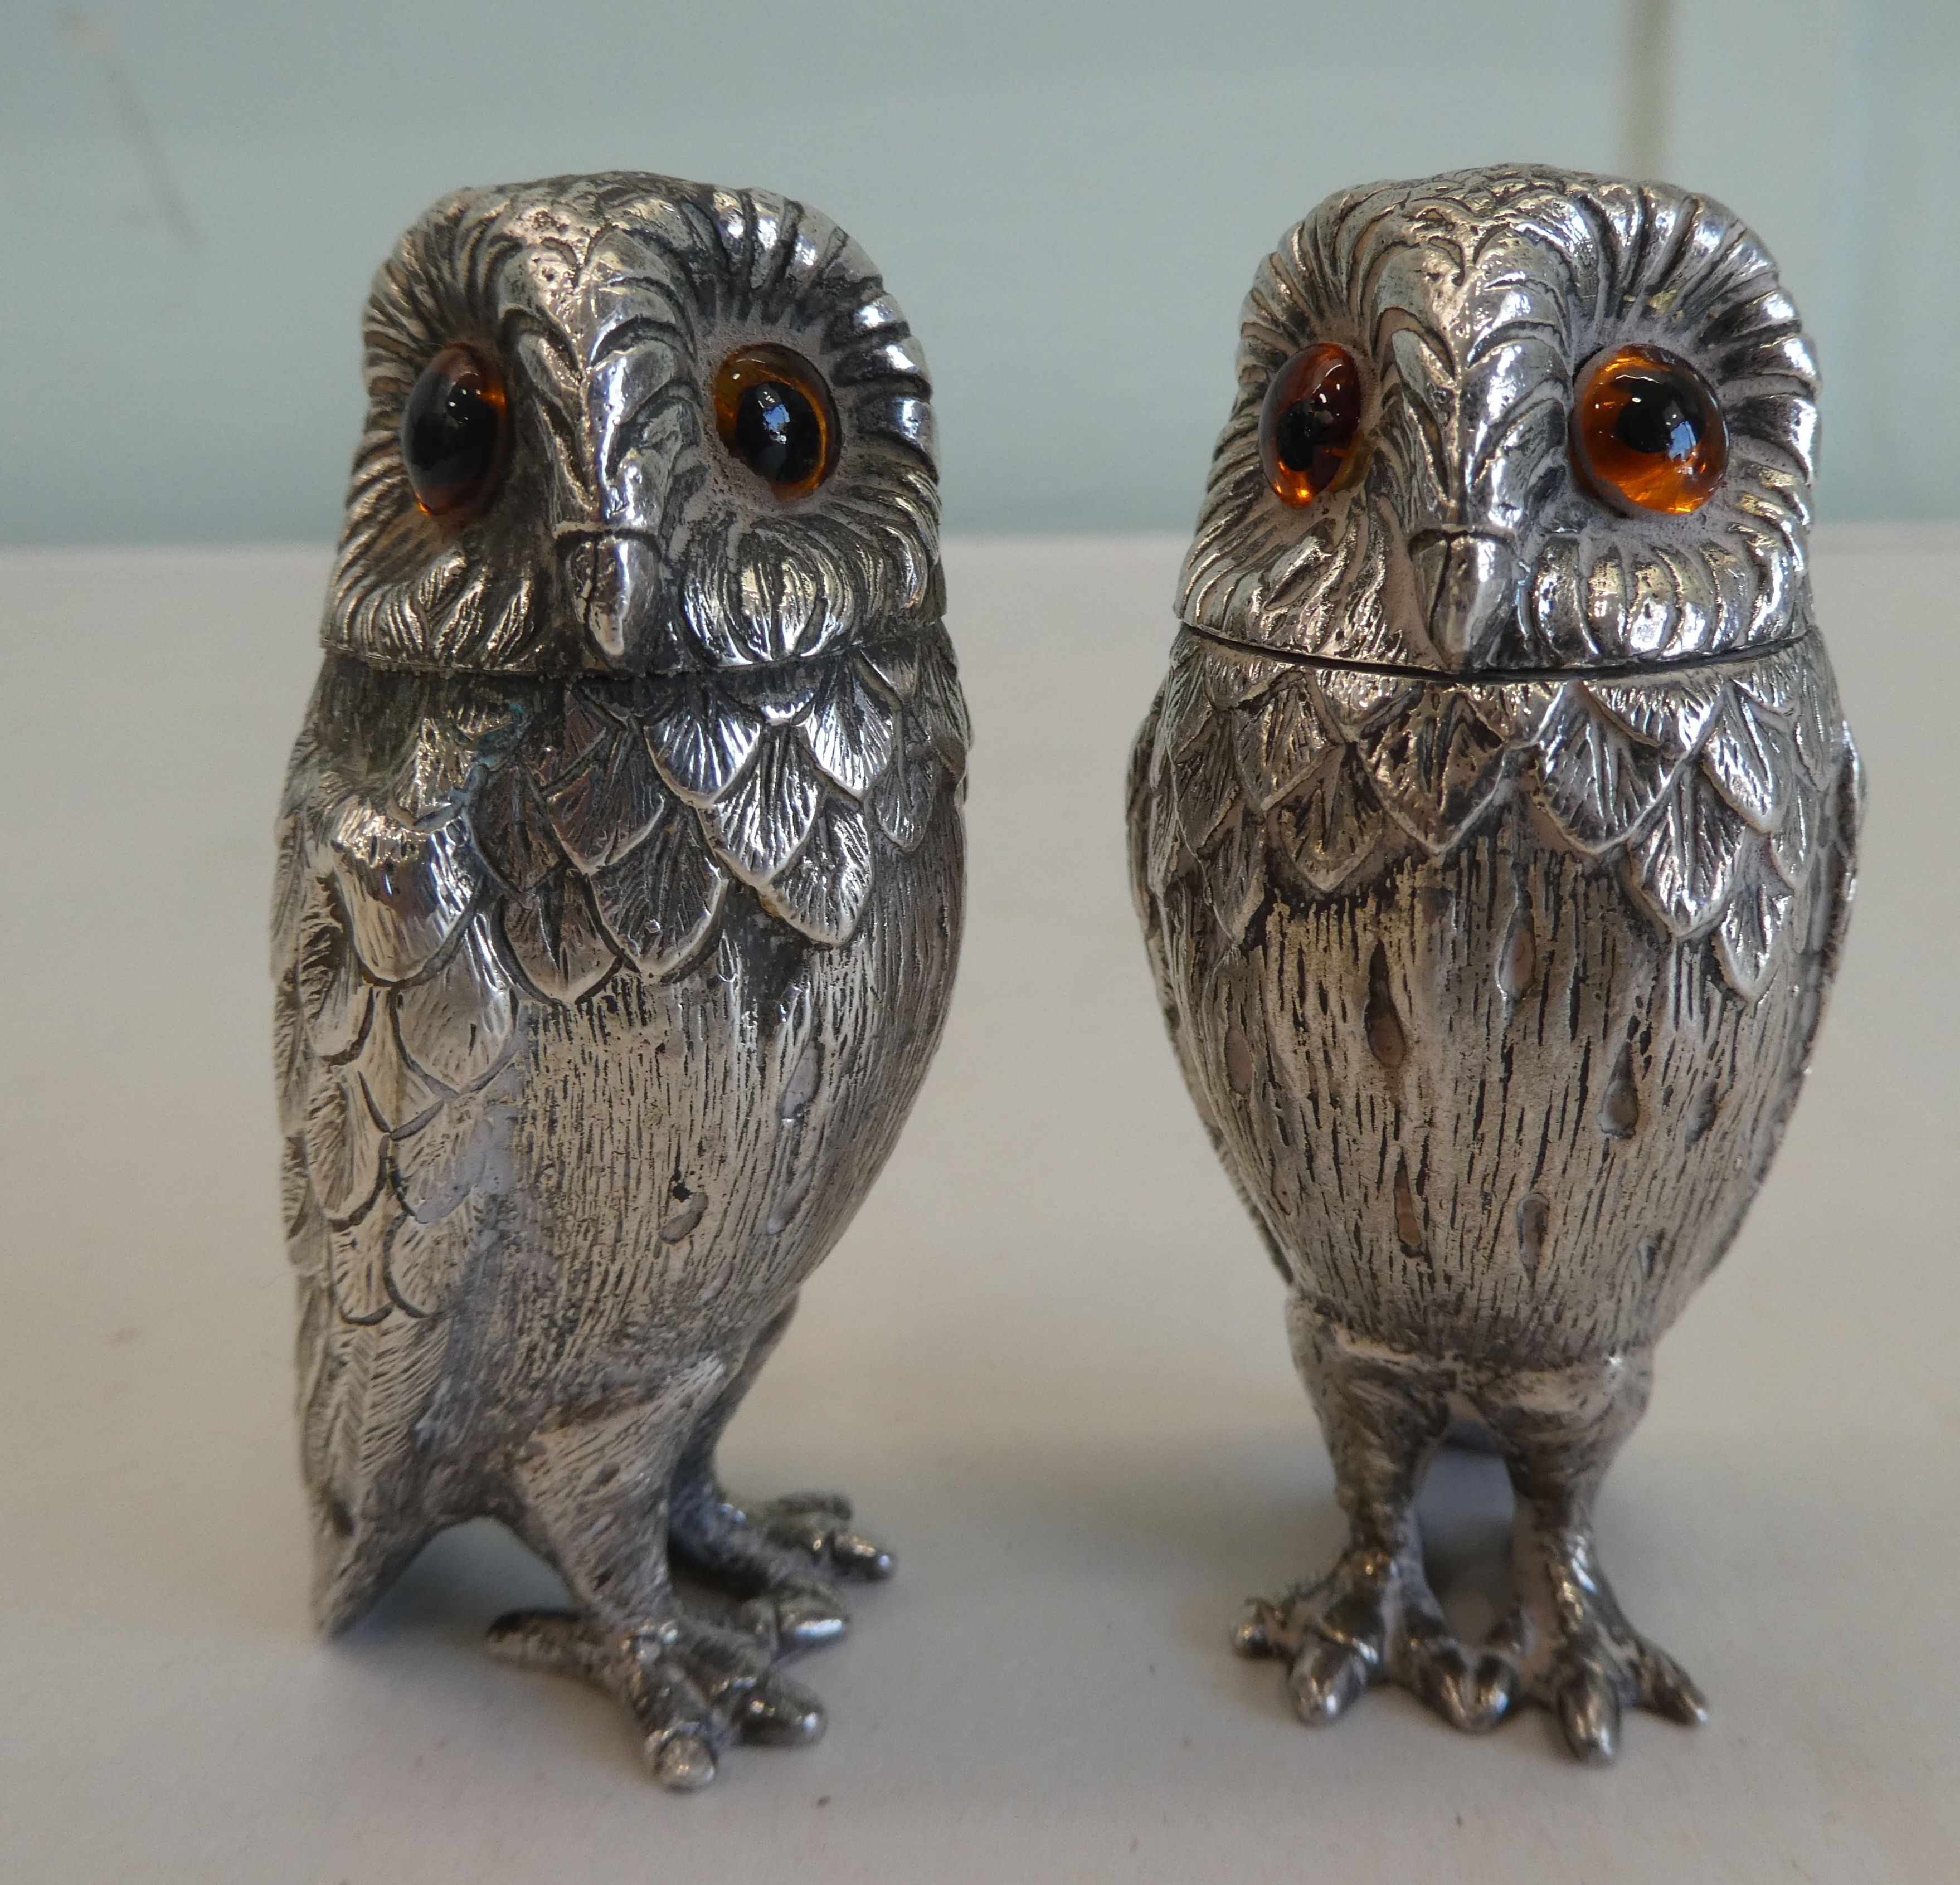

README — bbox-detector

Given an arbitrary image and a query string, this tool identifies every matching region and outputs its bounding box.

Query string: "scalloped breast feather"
[1138,626,1855,1003]
[273,617,969,1338]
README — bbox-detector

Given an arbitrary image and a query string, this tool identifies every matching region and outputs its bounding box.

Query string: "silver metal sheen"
[273,174,967,1790]
[1128,164,1860,1762]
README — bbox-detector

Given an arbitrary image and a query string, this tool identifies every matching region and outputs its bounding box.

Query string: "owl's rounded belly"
[1165,813,1830,1368]
[478,822,962,1414]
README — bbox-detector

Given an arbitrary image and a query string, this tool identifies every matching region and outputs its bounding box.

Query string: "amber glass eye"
[713,345,838,499]
[1571,345,1727,515]
[1259,343,1363,507]
[400,344,511,519]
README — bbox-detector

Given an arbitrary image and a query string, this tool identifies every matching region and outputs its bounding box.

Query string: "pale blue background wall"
[0,0,1952,542]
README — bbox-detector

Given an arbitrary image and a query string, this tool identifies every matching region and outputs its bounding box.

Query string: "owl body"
[1129,167,1858,1759]
[274,175,965,1786]
[278,644,964,1590]
[1134,627,1855,1369]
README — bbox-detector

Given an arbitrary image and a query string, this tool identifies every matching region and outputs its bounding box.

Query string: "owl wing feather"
[1129,651,1296,1283]
[276,669,527,1623]
[279,627,969,1625]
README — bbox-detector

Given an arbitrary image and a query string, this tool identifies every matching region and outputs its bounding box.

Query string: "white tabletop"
[2,533,1956,1882]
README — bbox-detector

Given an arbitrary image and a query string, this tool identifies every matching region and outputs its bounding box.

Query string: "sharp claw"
[1288,1638,1371,1725]
[737,1673,827,1746]
[1641,1647,1710,1726]
[487,1597,839,1785]
[830,1527,896,1579]
[647,1730,718,1791]
[1557,1663,1623,1765]
[742,1577,850,1653]
[1412,1639,1515,1733]
[1233,1600,1277,1659]
[757,1502,894,1580]
[1234,1594,1304,1660]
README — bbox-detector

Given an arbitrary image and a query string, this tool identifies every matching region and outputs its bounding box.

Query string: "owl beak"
[1411,529,1516,670]
[561,532,659,667]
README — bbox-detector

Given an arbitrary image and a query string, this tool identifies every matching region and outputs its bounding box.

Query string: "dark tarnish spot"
[1638,1233,1662,1278]
[1598,1043,1641,1140]
[781,1036,823,1119]
[1393,1153,1424,1255]
[660,1180,708,1243]
[1497,899,1538,1004]
[1225,1024,1256,1095]
[1683,1080,1719,1146]
[1516,1192,1549,1279]
[1365,943,1407,1070]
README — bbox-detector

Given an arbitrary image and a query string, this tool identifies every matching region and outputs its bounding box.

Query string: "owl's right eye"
[713,345,839,499]
[401,344,512,519]
[1570,345,1726,515]
[1259,343,1363,507]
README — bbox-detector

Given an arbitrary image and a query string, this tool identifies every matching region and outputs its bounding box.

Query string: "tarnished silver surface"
[1129,167,1860,1761]
[273,174,967,1789]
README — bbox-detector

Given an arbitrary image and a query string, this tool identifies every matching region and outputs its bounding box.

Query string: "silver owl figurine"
[1129,166,1860,1762]
[271,174,967,1789]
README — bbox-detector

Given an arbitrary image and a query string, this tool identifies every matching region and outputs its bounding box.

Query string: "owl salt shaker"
[272,175,966,1789]
[1129,167,1859,1761]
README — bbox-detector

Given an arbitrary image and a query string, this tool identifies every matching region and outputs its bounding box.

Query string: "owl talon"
[756,1492,897,1580]
[732,1670,828,1745]
[485,1604,827,1786]
[1488,1547,1708,1762]
[669,1478,896,1660]
[1555,1660,1623,1765]
[1232,1595,1291,1660]
[737,1574,852,1653]
[646,1730,718,1792]
[1249,1547,1507,1732]
[1288,1638,1371,1725]
[1641,1645,1709,1726]
[1410,1637,1516,1734]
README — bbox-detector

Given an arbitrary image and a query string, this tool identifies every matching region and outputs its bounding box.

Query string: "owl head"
[322,173,938,675]
[1179,165,1819,673]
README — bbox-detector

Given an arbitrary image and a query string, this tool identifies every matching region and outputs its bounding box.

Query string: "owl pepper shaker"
[1129,166,1859,1762]
[272,174,967,1789]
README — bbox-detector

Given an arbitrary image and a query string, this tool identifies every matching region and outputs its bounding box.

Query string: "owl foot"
[669,1484,895,1653]
[1234,1545,1515,1733]
[1491,1545,1708,1764]
[486,1606,825,1790]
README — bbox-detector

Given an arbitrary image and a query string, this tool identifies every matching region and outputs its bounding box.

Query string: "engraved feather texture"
[1180,167,1820,673]
[273,178,967,1778]
[275,628,969,1585]
[1131,626,1858,1363]
[1141,626,1853,1003]
[1129,166,1860,1755]
[325,174,940,676]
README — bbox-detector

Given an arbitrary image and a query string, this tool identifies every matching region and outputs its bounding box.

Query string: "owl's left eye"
[1259,343,1363,507]
[401,344,512,519]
